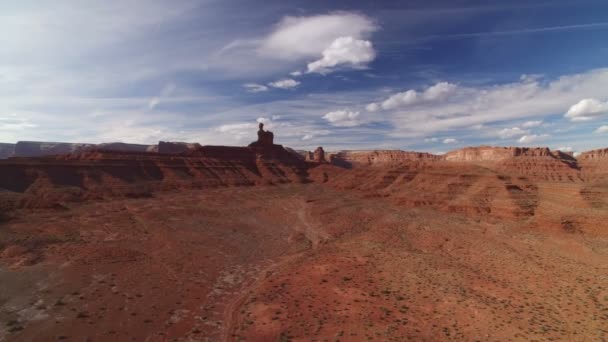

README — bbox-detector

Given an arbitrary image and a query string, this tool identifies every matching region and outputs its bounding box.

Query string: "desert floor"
[1,184,607,341]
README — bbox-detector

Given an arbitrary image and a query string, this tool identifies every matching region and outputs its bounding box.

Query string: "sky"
[1,0,608,153]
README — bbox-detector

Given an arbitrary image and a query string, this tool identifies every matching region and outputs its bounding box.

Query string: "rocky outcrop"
[0,143,15,159]
[249,123,274,148]
[330,150,440,168]
[305,147,327,163]
[158,141,201,154]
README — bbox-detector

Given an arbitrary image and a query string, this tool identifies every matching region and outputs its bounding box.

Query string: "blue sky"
[1,0,608,153]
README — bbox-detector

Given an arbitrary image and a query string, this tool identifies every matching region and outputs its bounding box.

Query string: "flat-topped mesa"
[444,146,577,163]
[329,150,440,168]
[158,141,201,154]
[443,146,582,181]
[0,143,15,159]
[578,148,608,161]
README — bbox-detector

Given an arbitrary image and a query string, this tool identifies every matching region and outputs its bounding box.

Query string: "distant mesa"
[158,141,202,154]
[0,143,14,159]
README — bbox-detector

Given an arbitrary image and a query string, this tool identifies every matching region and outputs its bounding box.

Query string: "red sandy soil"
[1,146,608,341]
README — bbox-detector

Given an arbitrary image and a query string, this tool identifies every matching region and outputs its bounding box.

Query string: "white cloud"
[306,36,376,74]
[595,125,608,134]
[322,110,361,127]
[259,13,377,60]
[243,83,269,93]
[522,120,543,128]
[557,146,573,152]
[443,138,457,144]
[372,68,608,138]
[565,98,608,121]
[498,127,528,139]
[302,134,314,141]
[518,134,549,144]
[268,79,300,89]
[368,82,458,111]
[147,83,176,109]
[424,137,439,143]
[289,71,302,77]
[0,114,37,131]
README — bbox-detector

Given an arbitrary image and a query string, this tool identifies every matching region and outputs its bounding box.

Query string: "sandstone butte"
[1,124,607,341]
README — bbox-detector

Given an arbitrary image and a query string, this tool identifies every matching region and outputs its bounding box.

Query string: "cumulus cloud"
[259,13,377,60]
[522,120,543,128]
[268,79,300,89]
[518,134,549,144]
[557,146,573,152]
[443,138,457,144]
[243,83,269,93]
[306,36,376,74]
[370,68,608,138]
[367,82,458,111]
[595,125,608,134]
[565,98,608,121]
[498,127,528,139]
[322,110,361,127]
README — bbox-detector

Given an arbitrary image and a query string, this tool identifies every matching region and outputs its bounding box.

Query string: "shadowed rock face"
[0,143,14,159]
[13,141,96,157]
[158,141,201,154]
[11,141,157,157]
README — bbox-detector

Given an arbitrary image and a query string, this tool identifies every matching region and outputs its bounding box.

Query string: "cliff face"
[0,144,310,208]
[0,143,15,159]
[158,141,201,154]
[11,141,157,157]
[442,146,573,162]
[578,148,608,162]
[329,150,440,168]
[442,146,581,181]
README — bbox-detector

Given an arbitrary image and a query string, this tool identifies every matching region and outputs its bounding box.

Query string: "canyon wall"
[329,150,440,168]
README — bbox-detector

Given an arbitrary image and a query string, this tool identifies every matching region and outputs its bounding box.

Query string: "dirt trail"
[220,197,328,341]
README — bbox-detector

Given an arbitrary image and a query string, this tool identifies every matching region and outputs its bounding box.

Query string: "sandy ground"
[1,184,608,341]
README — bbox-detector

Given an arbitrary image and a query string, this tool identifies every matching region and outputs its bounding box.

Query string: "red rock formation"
[248,123,274,148]
[305,147,327,163]
[443,146,563,161]
[330,150,439,168]
[442,146,581,181]
[0,124,310,208]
